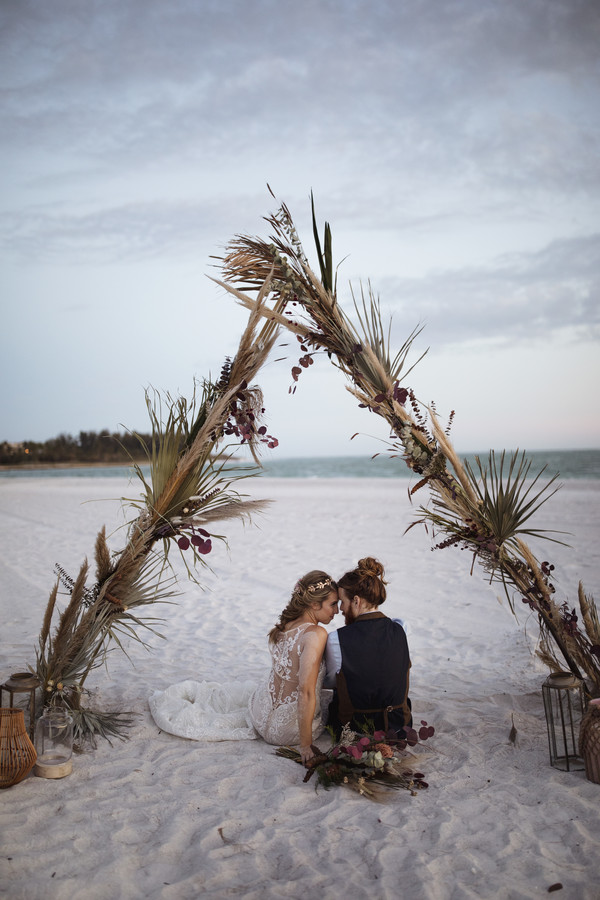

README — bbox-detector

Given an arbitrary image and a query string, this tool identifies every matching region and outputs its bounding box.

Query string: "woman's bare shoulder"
[300,624,328,646]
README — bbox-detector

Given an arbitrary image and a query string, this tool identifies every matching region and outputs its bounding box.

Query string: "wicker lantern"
[542,672,585,772]
[0,708,37,788]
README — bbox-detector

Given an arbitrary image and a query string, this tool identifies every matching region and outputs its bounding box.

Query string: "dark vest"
[328,611,412,736]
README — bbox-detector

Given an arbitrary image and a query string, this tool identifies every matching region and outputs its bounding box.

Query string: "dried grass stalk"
[579,582,600,647]
[39,583,58,655]
[95,527,113,582]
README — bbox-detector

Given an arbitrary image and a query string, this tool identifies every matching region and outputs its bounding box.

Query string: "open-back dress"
[247,622,326,745]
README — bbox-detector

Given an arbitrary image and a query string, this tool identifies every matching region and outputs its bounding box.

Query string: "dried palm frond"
[416,450,566,573]
[350,281,427,385]
[464,451,565,549]
[71,707,138,747]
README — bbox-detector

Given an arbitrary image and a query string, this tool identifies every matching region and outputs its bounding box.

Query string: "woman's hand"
[300,744,315,765]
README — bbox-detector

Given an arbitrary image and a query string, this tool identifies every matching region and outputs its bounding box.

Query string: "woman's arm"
[297,626,328,763]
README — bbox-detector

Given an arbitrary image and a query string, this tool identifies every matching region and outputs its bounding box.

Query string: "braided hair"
[269,570,336,643]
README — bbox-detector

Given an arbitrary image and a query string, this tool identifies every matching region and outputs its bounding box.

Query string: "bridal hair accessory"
[307,579,332,593]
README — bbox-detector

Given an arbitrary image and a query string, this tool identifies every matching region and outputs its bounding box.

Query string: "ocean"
[1,449,599,480]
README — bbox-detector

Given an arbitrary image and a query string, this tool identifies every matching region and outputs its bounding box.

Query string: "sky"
[1,0,599,458]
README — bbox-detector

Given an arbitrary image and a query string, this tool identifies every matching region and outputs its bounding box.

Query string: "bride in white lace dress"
[149,571,338,762]
[247,571,339,763]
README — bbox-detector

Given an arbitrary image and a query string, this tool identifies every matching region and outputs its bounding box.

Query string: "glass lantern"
[542,672,585,772]
[34,708,74,779]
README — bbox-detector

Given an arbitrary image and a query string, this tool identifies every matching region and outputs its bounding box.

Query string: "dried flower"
[375,742,394,758]
[276,722,434,801]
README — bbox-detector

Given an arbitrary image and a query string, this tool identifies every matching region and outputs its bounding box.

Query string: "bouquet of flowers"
[276,721,435,800]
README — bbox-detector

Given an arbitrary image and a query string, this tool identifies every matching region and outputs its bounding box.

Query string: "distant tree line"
[0,430,153,467]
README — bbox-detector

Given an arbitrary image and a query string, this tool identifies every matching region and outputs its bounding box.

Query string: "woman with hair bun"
[324,557,412,736]
[248,570,339,763]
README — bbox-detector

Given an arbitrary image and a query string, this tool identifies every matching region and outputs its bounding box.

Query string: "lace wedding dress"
[149,622,326,744]
[248,622,326,746]
[149,679,258,741]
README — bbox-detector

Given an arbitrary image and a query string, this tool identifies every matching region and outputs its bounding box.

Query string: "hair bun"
[357,557,384,579]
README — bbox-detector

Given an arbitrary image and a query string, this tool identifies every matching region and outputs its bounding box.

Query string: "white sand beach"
[1,474,599,900]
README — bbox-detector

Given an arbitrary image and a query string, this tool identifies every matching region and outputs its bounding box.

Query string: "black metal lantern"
[542,672,585,772]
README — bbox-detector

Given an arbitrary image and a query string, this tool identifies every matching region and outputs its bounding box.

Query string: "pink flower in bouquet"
[346,744,363,759]
[275,719,435,799]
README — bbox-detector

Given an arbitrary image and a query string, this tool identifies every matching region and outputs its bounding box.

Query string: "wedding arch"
[33,194,599,742]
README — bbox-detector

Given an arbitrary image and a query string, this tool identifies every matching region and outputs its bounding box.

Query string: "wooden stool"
[0,672,40,739]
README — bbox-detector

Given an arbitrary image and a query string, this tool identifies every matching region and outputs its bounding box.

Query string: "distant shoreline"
[0,459,146,472]
[2,449,599,481]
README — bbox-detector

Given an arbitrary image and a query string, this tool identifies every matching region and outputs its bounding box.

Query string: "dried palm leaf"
[464,450,565,550]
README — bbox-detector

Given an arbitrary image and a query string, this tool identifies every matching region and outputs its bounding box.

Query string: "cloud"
[380,233,600,347]
[1,0,598,448]
[2,0,598,195]
[0,199,236,263]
